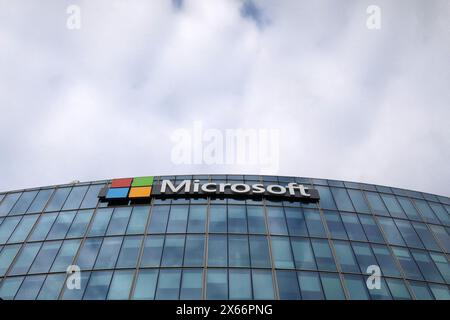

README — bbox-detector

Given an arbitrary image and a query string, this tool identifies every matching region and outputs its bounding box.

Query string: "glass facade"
[0,175,449,300]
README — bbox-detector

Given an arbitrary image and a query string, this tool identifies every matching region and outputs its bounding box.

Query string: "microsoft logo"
[104,176,154,200]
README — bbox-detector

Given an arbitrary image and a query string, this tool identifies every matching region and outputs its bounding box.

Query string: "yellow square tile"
[129,186,152,198]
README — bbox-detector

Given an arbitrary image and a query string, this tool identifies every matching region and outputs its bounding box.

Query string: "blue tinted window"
[167,206,189,233]
[386,278,411,300]
[83,271,113,300]
[0,216,21,244]
[206,269,227,300]
[161,235,185,267]
[429,283,450,300]
[324,211,348,240]
[291,237,316,270]
[414,200,439,224]
[88,208,113,237]
[0,276,23,299]
[412,222,441,251]
[429,252,450,284]
[311,239,337,272]
[228,235,250,267]
[380,194,407,219]
[107,270,134,300]
[285,207,308,236]
[247,206,266,234]
[394,219,424,249]
[187,205,206,233]
[0,193,21,217]
[180,269,202,299]
[61,271,90,300]
[116,236,142,268]
[228,205,247,233]
[66,209,93,238]
[80,184,104,209]
[0,244,21,276]
[51,239,81,272]
[147,206,170,233]
[359,215,384,243]
[429,202,450,226]
[343,274,369,300]
[184,235,205,267]
[29,241,62,274]
[304,209,326,238]
[47,211,76,240]
[365,192,389,216]
[397,197,421,220]
[10,242,42,275]
[37,273,66,300]
[347,189,370,214]
[76,238,102,270]
[267,207,288,235]
[377,217,405,246]
[208,235,227,267]
[340,213,367,241]
[229,269,252,300]
[315,186,337,210]
[277,270,301,300]
[408,281,433,300]
[410,249,444,283]
[132,269,158,300]
[9,191,38,215]
[94,237,123,269]
[271,236,294,269]
[127,206,150,234]
[249,235,271,268]
[352,242,377,273]
[155,269,181,300]
[209,205,227,233]
[371,244,401,277]
[62,186,89,210]
[27,189,53,214]
[429,225,450,253]
[320,273,345,300]
[333,240,360,273]
[45,188,71,212]
[106,207,132,236]
[252,270,275,299]
[141,235,164,267]
[330,188,355,212]
[392,247,423,280]
[15,275,46,300]
[297,271,324,299]
[368,277,392,300]
[29,213,57,241]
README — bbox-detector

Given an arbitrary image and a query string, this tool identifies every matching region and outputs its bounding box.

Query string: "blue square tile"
[105,187,129,199]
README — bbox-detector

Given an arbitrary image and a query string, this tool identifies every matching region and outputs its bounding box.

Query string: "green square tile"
[132,176,154,187]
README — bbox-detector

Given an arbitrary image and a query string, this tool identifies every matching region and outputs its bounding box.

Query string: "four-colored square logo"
[105,176,153,200]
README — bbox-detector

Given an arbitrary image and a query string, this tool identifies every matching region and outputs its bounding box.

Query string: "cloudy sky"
[0,0,449,196]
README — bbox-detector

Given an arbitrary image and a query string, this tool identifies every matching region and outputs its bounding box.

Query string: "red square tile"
[111,178,133,188]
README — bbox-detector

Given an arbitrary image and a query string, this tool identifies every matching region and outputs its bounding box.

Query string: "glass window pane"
[206,269,228,300]
[37,273,66,300]
[371,244,401,277]
[249,235,271,268]
[304,209,326,238]
[141,235,164,267]
[167,205,189,233]
[44,188,71,212]
[343,274,370,300]
[132,269,158,300]
[106,207,132,236]
[156,269,181,300]
[29,213,58,241]
[8,215,39,243]
[15,275,46,300]
[208,235,227,267]
[229,269,252,300]
[386,278,411,300]
[394,219,424,249]
[311,239,337,272]
[0,276,24,300]
[80,184,104,209]
[429,202,450,226]
[187,205,206,233]
[352,242,378,273]
[66,210,93,238]
[429,225,450,253]
[271,236,294,269]
[330,188,354,212]
[247,206,266,234]
[267,207,288,235]
[94,237,123,269]
[76,238,102,270]
[161,235,185,267]
[62,186,89,210]
[324,211,348,240]
[209,205,227,233]
[277,270,301,300]
[412,222,441,251]
[29,241,62,274]
[27,189,53,214]
[285,207,308,236]
[410,249,444,283]
[147,206,170,233]
[61,271,90,300]
[291,237,316,270]
[88,208,113,237]
[47,211,76,240]
[252,270,274,299]
[368,277,392,300]
[0,193,21,217]
[10,191,38,215]
[315,186,337,210]
[180,269,202,300]
[0,216,21,244]
[347,189,370,214]
[320,273,345,300]
[297,271,324,299]
[415,200,439,224]
[0,244,21,276]
[83,271,113,300]
[365,192,389,216]
[429,284,450,300]
[429,252,450,284]
[340,212,367,241]
[116,236,142,268]
[408,281,433,300]
[359,215,384,243]
[397,197,421,220]
[183,235,205,267]
[51,239,81,272]
[107,270,134,300]
[228,235,250,267]
[228,205,247,233]
[392,247,423,280]
[380,194,407,219]
[333,240,360,273]
[377,217,405,246]
[10,242,42,275]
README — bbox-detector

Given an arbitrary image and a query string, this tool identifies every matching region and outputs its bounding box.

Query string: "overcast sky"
[0,0,449,196]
